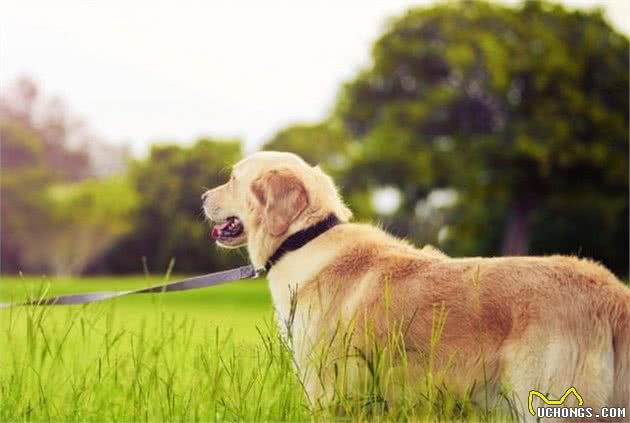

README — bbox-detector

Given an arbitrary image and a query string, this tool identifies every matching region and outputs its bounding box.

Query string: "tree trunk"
[501,197,533,256]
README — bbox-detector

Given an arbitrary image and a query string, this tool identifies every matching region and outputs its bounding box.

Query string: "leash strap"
[0,265,260,309]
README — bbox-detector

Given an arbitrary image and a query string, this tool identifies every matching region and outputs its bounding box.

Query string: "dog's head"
[202,151,352,267]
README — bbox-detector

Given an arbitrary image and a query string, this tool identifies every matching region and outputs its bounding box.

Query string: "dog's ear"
[251,168,308,237]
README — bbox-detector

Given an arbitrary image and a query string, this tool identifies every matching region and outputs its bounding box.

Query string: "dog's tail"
[612,287,630,410]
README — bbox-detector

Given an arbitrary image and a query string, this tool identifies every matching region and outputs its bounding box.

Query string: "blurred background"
[1,0,628,278]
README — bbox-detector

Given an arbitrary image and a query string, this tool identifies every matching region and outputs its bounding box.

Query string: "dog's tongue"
[211,221,231,239]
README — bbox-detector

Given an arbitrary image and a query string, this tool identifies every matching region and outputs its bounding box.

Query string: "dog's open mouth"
[211,216,245,244]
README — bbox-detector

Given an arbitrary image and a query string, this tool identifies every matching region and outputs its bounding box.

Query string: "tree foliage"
[34,177,138,275]
[336,1,628,273]
[0,77,130,274]
[263,122,351,170]
[96,139,244,274]
[1,78,90,273]
[0,122,51,272]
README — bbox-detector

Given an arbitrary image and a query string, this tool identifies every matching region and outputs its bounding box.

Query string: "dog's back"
[295,224,630,417]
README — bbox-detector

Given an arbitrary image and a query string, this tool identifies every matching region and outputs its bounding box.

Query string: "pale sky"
[1,1,628,156]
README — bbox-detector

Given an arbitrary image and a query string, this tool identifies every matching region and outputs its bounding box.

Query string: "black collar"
[264,214,340,272]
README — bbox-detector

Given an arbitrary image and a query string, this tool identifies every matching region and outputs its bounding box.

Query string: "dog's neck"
[262,214,340,272]
[260,217,348,327]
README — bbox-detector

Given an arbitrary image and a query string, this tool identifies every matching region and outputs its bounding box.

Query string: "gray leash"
[0,265,261,309]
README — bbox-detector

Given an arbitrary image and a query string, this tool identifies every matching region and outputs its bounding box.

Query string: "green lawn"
[1,275,272,339]
[0,275,304,422]
[0,275,517,422]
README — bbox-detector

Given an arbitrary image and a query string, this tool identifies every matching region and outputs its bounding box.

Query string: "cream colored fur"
[203,151,630,421]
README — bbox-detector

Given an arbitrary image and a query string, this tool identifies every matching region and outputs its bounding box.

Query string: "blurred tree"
[0,122,51,272]
[262,122,352,171]
[22,177,138,275]
[0,77,90,272]
[0,77,130,273]
[0,77,91,181]
[336,1,628,272]
[95,139,244,274]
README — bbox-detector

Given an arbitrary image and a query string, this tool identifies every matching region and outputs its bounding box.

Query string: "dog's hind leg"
[501,322,616,423]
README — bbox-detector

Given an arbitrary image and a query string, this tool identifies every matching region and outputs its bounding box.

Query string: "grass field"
[0,275,518,422]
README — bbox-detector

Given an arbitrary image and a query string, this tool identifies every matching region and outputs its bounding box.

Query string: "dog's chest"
[267,275,328,358]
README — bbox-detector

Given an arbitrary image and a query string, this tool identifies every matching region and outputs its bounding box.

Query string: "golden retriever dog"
[203,151,629,420]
